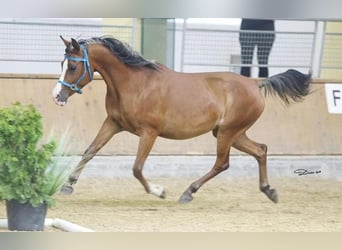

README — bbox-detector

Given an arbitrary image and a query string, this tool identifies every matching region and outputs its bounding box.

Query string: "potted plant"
[0,102,73,231]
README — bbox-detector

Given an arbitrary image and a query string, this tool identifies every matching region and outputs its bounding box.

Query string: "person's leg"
[256,33,275,77]
[239,32,255,77]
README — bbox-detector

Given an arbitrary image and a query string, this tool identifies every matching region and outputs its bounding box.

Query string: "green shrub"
[0,102,72,207]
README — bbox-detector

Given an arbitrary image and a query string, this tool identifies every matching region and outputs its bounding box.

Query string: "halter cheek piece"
[58,46,92,94]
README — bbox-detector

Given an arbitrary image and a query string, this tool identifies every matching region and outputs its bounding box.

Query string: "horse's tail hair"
[259,69,312,105]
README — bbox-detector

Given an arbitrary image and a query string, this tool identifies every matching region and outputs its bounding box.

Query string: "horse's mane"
[78,36,160,70]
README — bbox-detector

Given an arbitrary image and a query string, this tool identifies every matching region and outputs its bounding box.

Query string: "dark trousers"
[239,31,275,77]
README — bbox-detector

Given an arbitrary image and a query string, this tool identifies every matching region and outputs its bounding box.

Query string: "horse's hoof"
[261,185,278,203]
[60,184,74,195]
[268,188,278,203]
[178,193,193,204]
[159,190,166,199]
[149,184,166,199]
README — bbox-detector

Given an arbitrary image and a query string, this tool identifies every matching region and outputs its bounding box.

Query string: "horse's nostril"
[53,94,60,102]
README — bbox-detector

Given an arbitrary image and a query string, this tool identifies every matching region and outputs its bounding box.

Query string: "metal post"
[180,18,187,72]
[311,20,326,78]
[132,18,137,50]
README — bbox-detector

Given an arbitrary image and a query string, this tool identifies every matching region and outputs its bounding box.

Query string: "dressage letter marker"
[325,83,342,114]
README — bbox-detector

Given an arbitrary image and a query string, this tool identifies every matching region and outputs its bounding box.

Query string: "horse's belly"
[160,100,222,139]
[160,118,217,139]
[159,129,211,140]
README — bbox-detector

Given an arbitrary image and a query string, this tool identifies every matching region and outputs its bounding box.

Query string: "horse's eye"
[69,65,77,71]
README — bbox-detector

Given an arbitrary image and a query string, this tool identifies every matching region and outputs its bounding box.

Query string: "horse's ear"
[60,35,70,47]
[71,38,80,52]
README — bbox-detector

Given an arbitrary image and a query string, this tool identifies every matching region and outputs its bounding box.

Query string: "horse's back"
[168,70,264,113]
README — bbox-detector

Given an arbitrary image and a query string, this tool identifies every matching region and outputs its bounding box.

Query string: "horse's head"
[52,36,93,106]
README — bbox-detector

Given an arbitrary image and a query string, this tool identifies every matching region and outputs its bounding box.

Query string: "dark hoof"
[178,192,193,204]
[264,188,278,203]
[268,189,278,203]
[60,184,74,195]
[261,185,278,203]
[160,190,166,199]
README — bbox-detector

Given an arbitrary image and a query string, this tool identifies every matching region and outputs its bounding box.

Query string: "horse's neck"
[94,52,133,91]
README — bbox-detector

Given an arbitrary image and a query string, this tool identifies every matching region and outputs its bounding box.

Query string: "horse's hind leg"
[233,133,278,203]
[61,117,120,194]
[178,131,233,203]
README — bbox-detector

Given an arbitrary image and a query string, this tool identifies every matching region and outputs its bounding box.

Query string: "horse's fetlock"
[190,183,200,193]
[260,184,270,193]
[68,176,78,185]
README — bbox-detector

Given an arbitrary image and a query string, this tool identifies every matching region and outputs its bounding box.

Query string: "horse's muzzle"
[53,94,68,106]
[52,83,69,106]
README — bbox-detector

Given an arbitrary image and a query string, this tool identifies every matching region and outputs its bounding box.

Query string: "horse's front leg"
[133,129,166,199]
[61,116,121,194]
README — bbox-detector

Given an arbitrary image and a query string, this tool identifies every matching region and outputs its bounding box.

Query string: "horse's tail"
[259,69,312,105]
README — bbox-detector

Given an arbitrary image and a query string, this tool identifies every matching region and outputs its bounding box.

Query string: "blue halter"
[58,46,93,94]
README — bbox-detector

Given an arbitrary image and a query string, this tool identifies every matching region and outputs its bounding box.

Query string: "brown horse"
[52,36,311,204]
